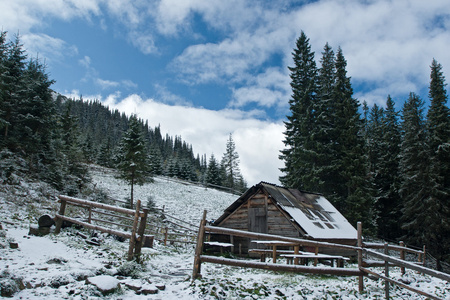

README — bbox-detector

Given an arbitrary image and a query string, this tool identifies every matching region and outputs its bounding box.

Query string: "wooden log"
[200,256,363,276]
[363,242,423,255]
[399,241,406,275]
[54,200,67,234]
[360,267,442,300]
[134,208,149,260]
[357,222,363,293]
[142,235,154,248]
[127,200,141,261]
[38,215,55,228]
[55,214,131,239]
[164,227,168,246]
[364,249,450,282]
[192,210,207,280]
[59,195,142,217]
[384,243,390,299]
[160,212,198,229]
[92,209,135,222]
[89,218,133,229]
[205,225,358,251]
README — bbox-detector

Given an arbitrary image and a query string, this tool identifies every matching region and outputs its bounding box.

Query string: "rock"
[86,239,101,246]
[156,284,166,290]
[76,231,88,239]
[86,275,120,296]
[38,215,55,228]
[143,235,154,248]
[124,281,142,292]
[46,257,67,264]
[9,242,18,249]
[140,284,159,295]
[28,225,51,236]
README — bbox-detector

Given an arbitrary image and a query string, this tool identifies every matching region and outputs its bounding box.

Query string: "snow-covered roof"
[261,182,357,240]
[214,182,357,240]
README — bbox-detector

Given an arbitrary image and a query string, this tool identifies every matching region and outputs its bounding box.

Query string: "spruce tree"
[1,34,27,146]
[378,95,402,240]
[279,31,317,189]
[221,133,245,192]
[206,154,221,186]
[400,93,429,247]
[116,115,152,208]
[333,47,374,232]
[424,59,450,269]
[0,31,8,133]
[311,43,338,196]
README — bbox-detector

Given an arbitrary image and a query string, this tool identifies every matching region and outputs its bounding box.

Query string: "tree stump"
[38,215,55,228]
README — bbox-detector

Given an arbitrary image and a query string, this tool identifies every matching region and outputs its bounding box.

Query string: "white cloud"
[98,93,284,185]
[128,30,158,55]
[230,67,291,109]
[293,0,450,105]
[0,0,101,33]
[21,33,78,62]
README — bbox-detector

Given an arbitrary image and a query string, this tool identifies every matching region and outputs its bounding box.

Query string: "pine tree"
[377,95,402,240]
[206,154,221,186]
[310,43,337,196]
[0,31,8,133]
[424,59,450,270]
[279,31,318,189]
[1,33,27,146]
[400,93,429,247]
[116,115,152,208]
[333,47,374,232]
[221,133,245,191]
[59,104,89,194]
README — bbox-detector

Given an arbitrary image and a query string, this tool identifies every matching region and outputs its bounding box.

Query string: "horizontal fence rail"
[54,195,149,261]
[192,212,448,300]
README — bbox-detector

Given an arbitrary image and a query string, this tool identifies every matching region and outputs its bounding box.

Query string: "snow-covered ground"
[1,166,448,299]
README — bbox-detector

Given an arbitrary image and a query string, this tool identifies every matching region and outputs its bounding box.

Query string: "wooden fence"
[145,208,198,245]
[192,211,450,300]
[54,195,149,261]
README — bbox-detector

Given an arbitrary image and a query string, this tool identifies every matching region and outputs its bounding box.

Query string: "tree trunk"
[130,177,134,209]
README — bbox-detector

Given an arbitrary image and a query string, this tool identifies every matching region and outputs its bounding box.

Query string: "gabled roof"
[214,182,357,240]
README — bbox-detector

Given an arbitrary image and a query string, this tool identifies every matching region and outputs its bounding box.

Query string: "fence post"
[88,206,92,224]
[422,245,426,266]
[127,200,141,261]
[399,241,405,275]
[384,242,390,299]
[54,198,67,234]
[357,222,364,293]
[134,208,149,262]
[192,210,207,280]
[164,227,168,246]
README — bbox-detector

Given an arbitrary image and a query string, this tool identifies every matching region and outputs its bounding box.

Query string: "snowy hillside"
[1,166,448,299]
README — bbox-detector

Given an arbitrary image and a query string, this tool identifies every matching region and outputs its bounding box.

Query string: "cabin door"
[249,207,267,249]
[249,207,267,233]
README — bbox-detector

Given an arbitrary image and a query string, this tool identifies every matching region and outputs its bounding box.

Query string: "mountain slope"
[0,165,448,299]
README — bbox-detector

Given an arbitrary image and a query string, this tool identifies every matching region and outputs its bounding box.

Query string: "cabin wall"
[217,191,301,253]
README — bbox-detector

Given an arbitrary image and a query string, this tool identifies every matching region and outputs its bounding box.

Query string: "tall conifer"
[400,93,429,246]
[279,31,317,189]
[424,59,450,269]
[116,115,152,208]
[378,96,402,240]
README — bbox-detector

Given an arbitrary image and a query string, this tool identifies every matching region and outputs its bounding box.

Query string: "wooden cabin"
[211,182,357,255]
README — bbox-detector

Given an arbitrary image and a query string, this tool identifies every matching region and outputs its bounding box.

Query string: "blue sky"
[2,0,450,185]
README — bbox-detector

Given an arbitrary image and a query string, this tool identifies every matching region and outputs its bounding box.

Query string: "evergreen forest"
[280,31,450,269]
[1,29,449,268]
[0,32,247,200]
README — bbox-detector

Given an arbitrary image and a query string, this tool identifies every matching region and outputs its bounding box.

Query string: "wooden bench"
[281,253,350,267]
[204,242,234,254]
[249,249,295,262]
